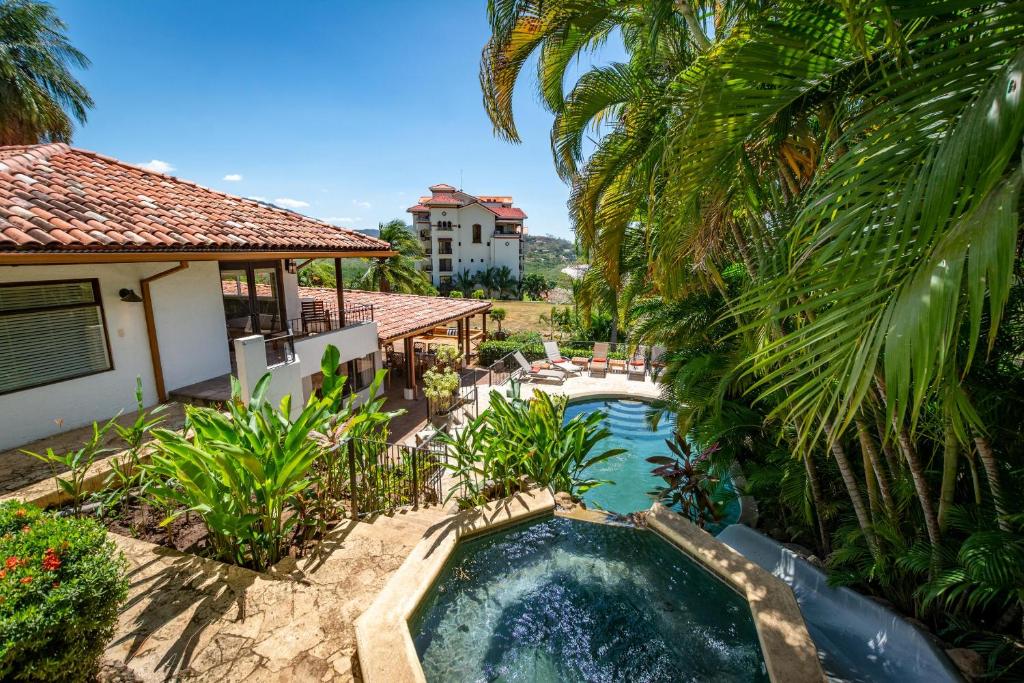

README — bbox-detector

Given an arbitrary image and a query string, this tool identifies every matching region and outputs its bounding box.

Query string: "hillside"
[522,233,579,285]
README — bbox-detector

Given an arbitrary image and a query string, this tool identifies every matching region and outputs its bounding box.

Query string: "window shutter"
[0,281,112,394]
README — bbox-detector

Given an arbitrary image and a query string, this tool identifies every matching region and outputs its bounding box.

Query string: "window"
[346,352,376,395]
[472,224,482,243]
[438,239,453,255]
[0,279,112,395]
[439,258,453,272]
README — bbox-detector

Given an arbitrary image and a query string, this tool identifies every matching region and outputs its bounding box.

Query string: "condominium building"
[406,184,526,289]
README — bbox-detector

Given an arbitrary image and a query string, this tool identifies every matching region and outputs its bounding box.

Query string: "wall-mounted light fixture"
[284,259,298,274]
[118,288,143,303]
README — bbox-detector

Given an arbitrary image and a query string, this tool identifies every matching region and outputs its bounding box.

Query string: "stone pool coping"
[647,503,824,682]
[354,488,556,683]
[356,488,823,683]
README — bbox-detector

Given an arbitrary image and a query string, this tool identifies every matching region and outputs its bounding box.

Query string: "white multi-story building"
[406,184,526,290]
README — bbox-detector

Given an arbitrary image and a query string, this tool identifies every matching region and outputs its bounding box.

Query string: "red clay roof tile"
[0,143,390,256]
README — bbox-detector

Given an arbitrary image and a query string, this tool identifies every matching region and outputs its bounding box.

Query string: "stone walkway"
[105,506,452,682]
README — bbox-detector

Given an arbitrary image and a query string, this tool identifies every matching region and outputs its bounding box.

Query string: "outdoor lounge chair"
[649,345,667,380]
[543,341,583,375]
[627,348,647,380]
[513,352,565,384]
[590,342,609,377]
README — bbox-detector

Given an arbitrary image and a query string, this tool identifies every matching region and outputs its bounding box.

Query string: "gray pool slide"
[717,524,963,683]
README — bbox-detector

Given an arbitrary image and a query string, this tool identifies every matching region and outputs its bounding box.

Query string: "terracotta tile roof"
[298,287,491,343]
[491,206,527,220]
[423,192,465,206]
[0,143,390,256]
[407,184,526,220]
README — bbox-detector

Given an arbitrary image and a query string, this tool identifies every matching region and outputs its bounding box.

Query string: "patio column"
[334,258,346,327]
[463,316,471,365]
[457,318,465,360]
[481,310,487,338]
[403,335,416,400]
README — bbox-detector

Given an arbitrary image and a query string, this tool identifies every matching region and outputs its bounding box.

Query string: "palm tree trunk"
[803,451,830,554]
[938,421,960,533]
[674,0,711,51]
[873,377,942,547]
[856,416,895,515]
[975,435,1010,532]
[964,446,983,506]
[825,422,879,558]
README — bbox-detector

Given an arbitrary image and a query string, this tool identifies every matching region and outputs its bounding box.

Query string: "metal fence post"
[348,438,359,520]
[411,446,420,509]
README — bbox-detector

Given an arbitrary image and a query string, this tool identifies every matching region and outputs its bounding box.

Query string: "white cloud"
[351,199,372,209]
[274,197,310,209]
[137,159,174,173]
[222,173,243,182]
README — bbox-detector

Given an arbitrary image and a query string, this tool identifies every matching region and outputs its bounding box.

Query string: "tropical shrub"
[22,418,116,516]
[0,501,128,682]
[471,289,486,299]
[448,290,464,298]
[442,391,624,507]
[422,367,459,414]
[478,339,545,366]
[648,435,722,529]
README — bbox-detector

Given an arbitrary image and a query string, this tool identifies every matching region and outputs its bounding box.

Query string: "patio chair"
[543,341,583,376]
[650,345,667,380]
[513,352,565,384]
[590,342,609,377]
[627,348,647,380]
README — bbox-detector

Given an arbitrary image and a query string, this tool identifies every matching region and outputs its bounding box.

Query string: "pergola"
[298,287,491,398]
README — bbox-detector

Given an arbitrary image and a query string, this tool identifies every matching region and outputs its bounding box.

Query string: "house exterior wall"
[0,261,230,450]
[412,192,525,289]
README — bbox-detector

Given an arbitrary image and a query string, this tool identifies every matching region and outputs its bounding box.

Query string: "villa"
[0,144,489,451]
[406,183,526,290]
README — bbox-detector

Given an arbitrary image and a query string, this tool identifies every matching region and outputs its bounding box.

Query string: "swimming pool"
[563,398,741,527]
[411,516,768,682]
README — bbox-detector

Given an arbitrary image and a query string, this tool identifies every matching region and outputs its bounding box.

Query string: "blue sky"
[53,1,622,240]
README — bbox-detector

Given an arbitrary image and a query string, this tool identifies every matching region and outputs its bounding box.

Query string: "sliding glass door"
[220,262,288,343]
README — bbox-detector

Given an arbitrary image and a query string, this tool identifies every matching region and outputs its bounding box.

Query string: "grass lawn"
[467,299,570,336]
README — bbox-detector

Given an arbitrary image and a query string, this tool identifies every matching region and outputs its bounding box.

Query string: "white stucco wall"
[0,261,230,450]
[293,320,380,375]
[422,203,524,287]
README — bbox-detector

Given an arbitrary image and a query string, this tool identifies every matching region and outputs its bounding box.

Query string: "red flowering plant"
[0,501,128,682]
[647,434,724,529]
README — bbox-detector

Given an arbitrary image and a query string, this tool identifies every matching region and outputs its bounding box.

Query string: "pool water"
[411,516,768,682]
[563,399,741,527]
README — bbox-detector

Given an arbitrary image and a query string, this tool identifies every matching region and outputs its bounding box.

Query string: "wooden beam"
[0,249,397,266]
[140,261,190,402]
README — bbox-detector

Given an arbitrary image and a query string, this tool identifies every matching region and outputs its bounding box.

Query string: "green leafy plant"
[0,501,128,682]
[449,289,464,298]
[471,288,486,299]
[22,418,116,516]
[422,367,460,415]
[441,390,624,508]
[648,435,722,529]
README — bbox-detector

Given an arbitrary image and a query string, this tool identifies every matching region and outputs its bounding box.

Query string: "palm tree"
[492,266,519,300]
[451,269,477,294]
[482,3,1024,666]
[356,219,435,295]
[0,0,93,145]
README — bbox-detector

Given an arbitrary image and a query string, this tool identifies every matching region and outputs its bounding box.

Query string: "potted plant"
[422,367,460,427]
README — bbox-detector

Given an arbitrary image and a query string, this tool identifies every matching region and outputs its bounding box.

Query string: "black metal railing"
[286,303,374,339]
[346,435,446,516]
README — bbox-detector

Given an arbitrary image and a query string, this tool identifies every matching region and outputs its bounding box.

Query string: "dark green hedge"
[0,501,129,682]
